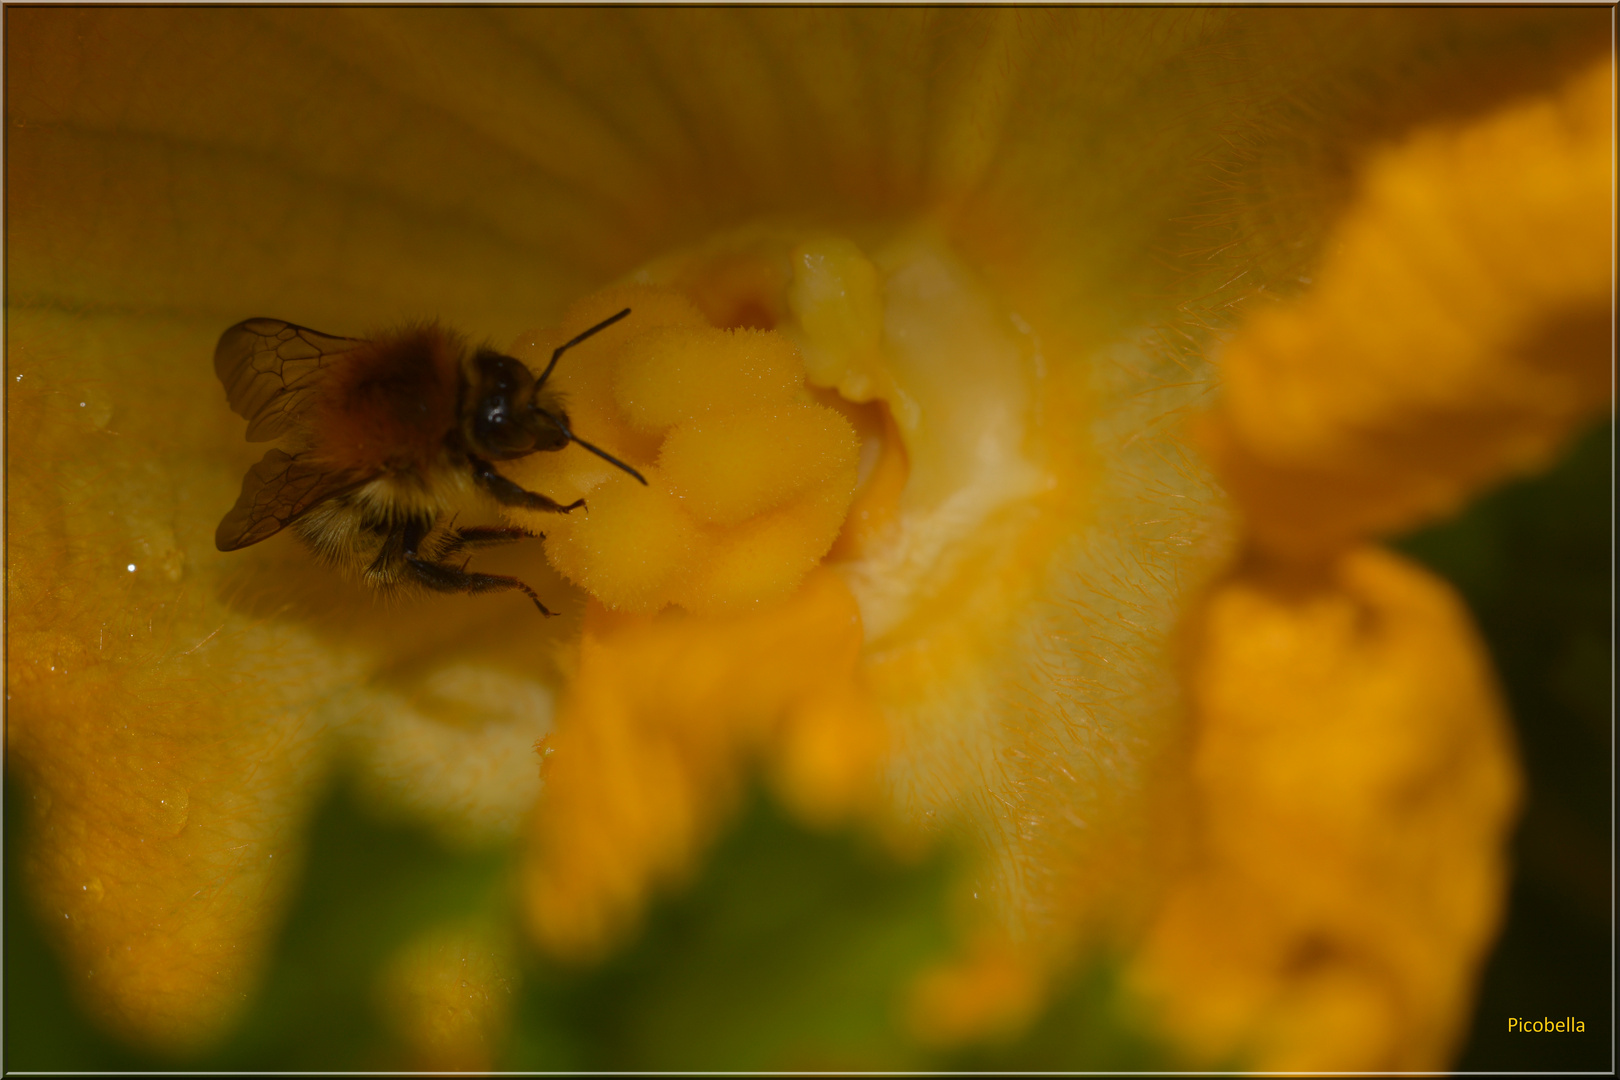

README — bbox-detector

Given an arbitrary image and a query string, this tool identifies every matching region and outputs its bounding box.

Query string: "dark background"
[1402,421,1612,1073]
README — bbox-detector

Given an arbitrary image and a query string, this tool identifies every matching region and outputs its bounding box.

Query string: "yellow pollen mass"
[614,325,805,431]
[661,405,858,526]
[505,285,859,615]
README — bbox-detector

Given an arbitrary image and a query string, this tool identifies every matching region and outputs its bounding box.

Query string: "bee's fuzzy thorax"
[309,324,465,475]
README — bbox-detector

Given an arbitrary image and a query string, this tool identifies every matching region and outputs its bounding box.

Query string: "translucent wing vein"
[214,317,364,442]
[215,448,366,551]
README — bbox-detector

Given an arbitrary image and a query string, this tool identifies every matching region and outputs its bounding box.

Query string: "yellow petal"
[1206,59,1613,557]
[522,568,885,961]
[1130,546,1520,1070]
[5,308,339,1051]
[376,920,519,1072]
[7,6,1605,1066]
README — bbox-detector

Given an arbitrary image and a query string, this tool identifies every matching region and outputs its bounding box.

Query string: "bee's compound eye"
[477,394,507,430]
[473,392,535,456]
[467,349,547,458]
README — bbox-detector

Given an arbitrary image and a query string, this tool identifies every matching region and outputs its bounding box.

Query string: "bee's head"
[462,345,647,485]
[464,349,570,460]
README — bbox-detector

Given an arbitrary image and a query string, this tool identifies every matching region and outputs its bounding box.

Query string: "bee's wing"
[214,318,366,442]
[215,448,368,551]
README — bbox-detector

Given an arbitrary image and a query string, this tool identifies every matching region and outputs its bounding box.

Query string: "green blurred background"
[5,420,1610,1071]
[1402,421,1612,1073]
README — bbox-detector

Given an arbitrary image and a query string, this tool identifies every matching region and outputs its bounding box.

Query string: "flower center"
[506,226,1080,958]
[502,225,1062,642]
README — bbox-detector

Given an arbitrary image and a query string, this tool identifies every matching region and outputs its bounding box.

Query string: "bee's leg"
[364,516,414,584]
[400,517,555,617]
[468,454,586,514]
[437,525,538,560]
[403,557,556,617]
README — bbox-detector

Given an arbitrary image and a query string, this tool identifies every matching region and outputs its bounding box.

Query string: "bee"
[213,307,646,616]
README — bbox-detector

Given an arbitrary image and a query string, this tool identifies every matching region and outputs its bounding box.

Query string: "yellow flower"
[5,5,1609,1070]
[1125,56,1611,1071]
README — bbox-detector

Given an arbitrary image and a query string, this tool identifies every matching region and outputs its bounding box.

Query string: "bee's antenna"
[537,406,649,486]
[536,307,631,388]
[571,434,650,486]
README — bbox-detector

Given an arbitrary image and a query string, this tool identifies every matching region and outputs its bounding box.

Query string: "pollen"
[661,406,856,527]
[505,284,859,615]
